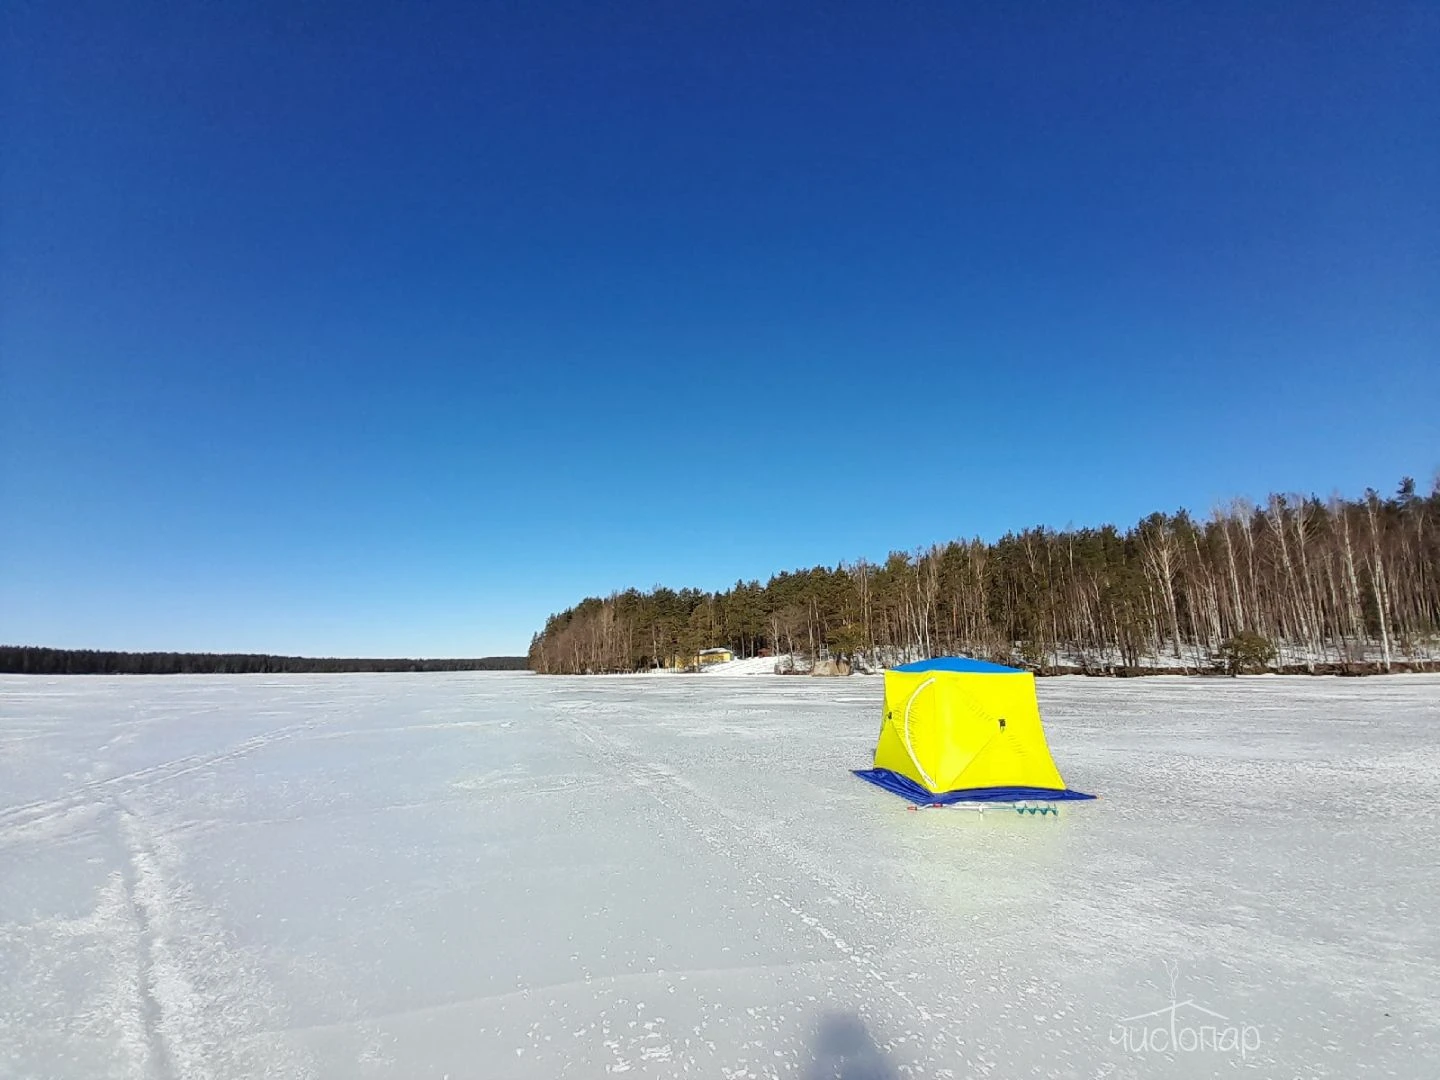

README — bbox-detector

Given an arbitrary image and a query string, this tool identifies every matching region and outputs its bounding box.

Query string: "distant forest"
[530,478,1440,675]
[0,648,529,675]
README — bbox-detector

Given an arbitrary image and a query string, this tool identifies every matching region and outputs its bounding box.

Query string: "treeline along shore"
[529,478,1440,676]
[0,648,529,675]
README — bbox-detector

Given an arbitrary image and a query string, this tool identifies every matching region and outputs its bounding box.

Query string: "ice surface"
[2,672,1438,1078]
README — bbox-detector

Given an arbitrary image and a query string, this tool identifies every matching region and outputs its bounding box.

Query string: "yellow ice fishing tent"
[853,658,1094,804]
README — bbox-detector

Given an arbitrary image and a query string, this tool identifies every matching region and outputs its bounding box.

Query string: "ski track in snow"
[0,720,326,849]
[1,672,1438,1079]
[560,709,937,1021]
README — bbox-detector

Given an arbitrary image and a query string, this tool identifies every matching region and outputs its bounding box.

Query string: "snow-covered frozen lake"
[2,672,1437,1079]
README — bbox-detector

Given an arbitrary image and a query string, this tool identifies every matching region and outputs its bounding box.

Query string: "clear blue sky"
[2,2,1436,657]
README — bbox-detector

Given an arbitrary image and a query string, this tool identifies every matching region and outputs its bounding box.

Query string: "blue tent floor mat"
[853,768,1096,805]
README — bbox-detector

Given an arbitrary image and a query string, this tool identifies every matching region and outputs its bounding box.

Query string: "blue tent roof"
[892,657,1024,674]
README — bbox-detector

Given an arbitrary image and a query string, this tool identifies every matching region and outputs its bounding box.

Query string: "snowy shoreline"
[572,651,1440,679]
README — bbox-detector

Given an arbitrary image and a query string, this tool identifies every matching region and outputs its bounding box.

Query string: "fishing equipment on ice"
[905,800,1062,815]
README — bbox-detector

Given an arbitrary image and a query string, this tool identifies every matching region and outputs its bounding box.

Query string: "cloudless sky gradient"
[3,1,1437,656]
